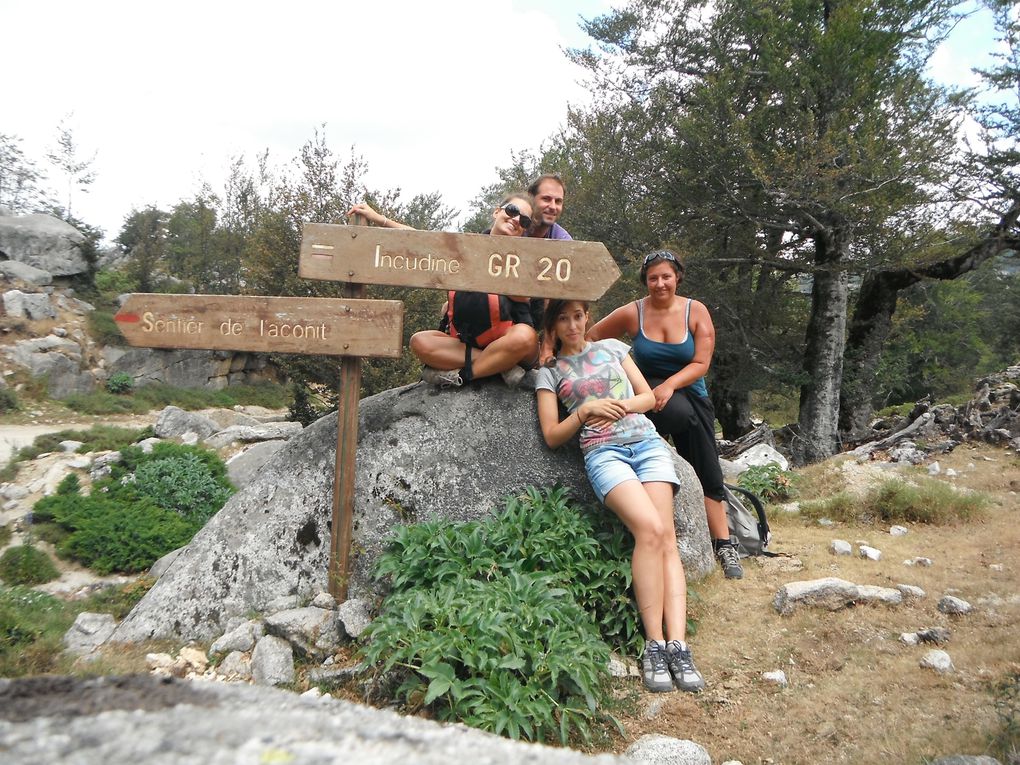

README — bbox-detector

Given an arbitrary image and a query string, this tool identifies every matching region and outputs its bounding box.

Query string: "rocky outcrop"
[103,347,279,390]
[0,213,88,276]
[111,381,714,643]
[0,676,633,764]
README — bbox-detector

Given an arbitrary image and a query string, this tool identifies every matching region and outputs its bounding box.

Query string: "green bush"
[63,382,290,416]
[799,477,990,525]
[86,310,125,345]
[0,387,19,413]
[30,441,233,574]
[105,372,134,394]
[737,462,797,502]
[362,487,640,745]
[0,524,11,548]
[0,545,60,585]
[0,585,75,676]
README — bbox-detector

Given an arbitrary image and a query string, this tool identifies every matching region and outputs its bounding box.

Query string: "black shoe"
[715,543,744,579]
[665,640,705,692]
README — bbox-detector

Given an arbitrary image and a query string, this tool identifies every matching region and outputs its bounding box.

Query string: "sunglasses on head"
[500,202,532,230]
[643,250,678,265]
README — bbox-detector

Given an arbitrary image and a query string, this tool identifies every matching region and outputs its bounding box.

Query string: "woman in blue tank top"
[587,249,743,580]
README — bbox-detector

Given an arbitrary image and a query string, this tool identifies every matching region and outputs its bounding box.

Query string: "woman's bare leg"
[644,481,688,641]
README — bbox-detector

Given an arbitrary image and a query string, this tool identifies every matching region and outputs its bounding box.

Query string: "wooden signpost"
[114,294,404,357]
[115,222,620,603]
[300,224,620,300]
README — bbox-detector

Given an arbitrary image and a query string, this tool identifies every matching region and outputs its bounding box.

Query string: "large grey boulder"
[111,382,713,643]
[0,260,53,285]
[3,290,56,320]
[0,676,629,764]
[62,612,117,656]
[0,213,88,275]
[153,406,219,441]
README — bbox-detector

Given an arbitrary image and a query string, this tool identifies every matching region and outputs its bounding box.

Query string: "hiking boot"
[641,641,674,693]
[665,640,705,692]
[715,542,744,579]
[421,366,463,388]
[500,365,526,388]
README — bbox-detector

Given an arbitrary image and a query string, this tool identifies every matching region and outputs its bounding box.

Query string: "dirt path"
[0,414,155,467]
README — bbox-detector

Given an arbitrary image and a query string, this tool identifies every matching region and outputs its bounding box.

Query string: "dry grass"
[592,444,1020,764]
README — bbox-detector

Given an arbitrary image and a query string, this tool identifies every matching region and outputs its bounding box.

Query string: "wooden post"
[330,214,366,601]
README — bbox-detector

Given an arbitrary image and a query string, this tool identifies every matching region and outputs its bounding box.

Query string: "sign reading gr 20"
[299,224,620,301]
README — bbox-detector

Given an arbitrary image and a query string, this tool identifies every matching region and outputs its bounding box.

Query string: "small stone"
[300,687,322,701]
[920,649,954,674]
[945,468,958,477]
[889,525,908,537]
[818,518,835,527]
[310,591,336,610]
[58,440,83,453]
[762,670,788,687]
[989,564,1004,572]
[859,545,882,561]
[178,646,208,672]
[917,627,951,645]
[607,654,631,678]
[830,539,852,556]
[217,651,252,680]
[904,557,934,567]
[928,461,941,475]
[938,595,973,615]
[896,584,927,600]
[146,652,175,672]
[900,632,920,646]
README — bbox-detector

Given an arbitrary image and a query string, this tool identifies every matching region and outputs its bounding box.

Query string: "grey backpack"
[724,483,771,558]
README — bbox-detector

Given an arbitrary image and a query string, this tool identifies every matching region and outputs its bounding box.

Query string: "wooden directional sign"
[114,294,404,358]
[299,224,621,300]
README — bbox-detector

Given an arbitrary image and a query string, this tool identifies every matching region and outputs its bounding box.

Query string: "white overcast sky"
[2,0,999,243]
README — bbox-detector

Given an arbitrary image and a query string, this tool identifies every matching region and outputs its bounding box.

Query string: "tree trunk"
[794,227,849,465]
[838,201,1020,439]
[709,347,754,440]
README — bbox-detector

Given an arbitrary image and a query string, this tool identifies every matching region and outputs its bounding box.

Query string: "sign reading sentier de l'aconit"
[299,224,621,300]
[113,294,404,358]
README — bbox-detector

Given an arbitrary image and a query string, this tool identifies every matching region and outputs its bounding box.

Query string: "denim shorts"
[583,437,680,503]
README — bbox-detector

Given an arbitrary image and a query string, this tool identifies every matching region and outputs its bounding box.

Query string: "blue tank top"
[632,298,709,398]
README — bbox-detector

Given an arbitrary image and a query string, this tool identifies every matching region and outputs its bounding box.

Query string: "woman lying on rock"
[534,298,705,694]
[347,197,538,388]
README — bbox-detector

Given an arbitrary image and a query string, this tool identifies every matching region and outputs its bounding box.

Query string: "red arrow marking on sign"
[114,313,140,323]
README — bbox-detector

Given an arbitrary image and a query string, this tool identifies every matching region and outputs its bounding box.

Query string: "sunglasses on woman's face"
[643,250,678,265]
[500,203,532,230]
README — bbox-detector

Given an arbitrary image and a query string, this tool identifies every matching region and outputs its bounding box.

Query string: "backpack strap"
[473,294,513,347]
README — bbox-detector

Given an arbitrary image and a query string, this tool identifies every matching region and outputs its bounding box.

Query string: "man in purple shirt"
[525,174,572,240]
[525,174,571,360]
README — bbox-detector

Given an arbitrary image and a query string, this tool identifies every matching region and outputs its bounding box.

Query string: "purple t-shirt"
[525,222,572,240]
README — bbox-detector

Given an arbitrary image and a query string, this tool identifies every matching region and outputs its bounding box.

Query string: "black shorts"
[643,378,726,502]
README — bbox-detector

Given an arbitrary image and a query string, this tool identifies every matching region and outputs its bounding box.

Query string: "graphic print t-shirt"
[535,339,659,454]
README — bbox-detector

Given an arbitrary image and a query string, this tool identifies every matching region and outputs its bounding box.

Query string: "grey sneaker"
[665,640,705,692]
[421,366,463,388]
[500,365,526,388]
[641,641,674,693]
[715,543,744,579]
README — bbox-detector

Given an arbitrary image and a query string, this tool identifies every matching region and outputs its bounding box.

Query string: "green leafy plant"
[0,544,60,585]
[737,462,797,502]
[105,372,134,394]
[362,487,638,745]
[86,310,125,345]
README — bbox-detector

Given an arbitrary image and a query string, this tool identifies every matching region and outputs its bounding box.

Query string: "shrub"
[86,310,125,345]
[362,487,639,745]
[0,387,19,413]
[30,441,233,574]
[0,524,11,548]
[105,372,134,394]
[799,477,990,525]
[737,462,797,502]
[0,585,75,676]
[0,545,60,585]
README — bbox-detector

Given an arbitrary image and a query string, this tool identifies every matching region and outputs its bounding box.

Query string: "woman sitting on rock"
[348,197,538,388]
[534,297,705,694]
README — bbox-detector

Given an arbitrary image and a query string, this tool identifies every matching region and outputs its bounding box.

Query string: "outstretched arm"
[347,202,414,230]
